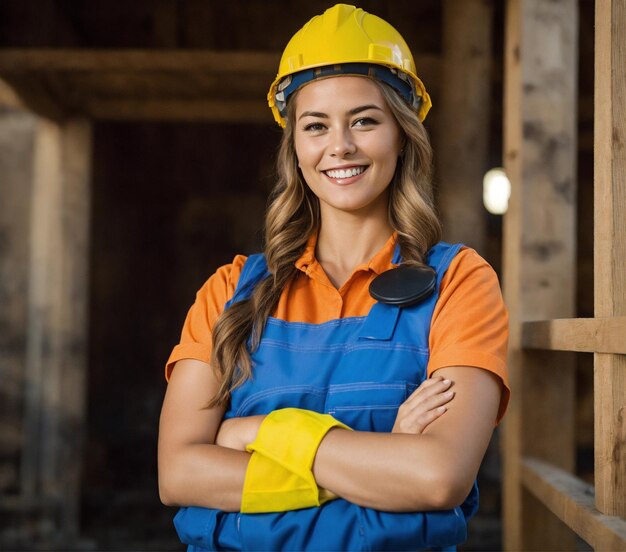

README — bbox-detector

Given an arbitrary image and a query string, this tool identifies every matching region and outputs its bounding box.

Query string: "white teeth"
[325,166,366,179]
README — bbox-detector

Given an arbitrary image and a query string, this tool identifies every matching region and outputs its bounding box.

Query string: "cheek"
[294,143,320,172]
[293,139,307,167]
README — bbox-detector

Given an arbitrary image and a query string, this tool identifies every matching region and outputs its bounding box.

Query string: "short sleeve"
[165,255,248,381]
[427,248,510,423]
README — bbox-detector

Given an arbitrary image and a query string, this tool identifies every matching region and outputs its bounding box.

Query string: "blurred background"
[0,1,599,550]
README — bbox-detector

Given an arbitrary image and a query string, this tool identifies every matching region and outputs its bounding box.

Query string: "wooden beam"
[522,457,626,550]
[23,118,92,540]
[594,0,626,519]
[85,98,271,123]
[0,50,439,83]
[0,50,441,123]
[0,49,280,73]
[502,0,579,549]
[522,317,626,354]
[436,0,493,252]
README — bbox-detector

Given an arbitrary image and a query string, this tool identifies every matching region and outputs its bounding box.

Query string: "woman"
[158,4,509,551]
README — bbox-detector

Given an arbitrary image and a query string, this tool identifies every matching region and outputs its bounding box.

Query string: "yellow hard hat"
[268,3,432,127]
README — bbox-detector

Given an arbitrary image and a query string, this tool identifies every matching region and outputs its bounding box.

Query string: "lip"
[321,164,369,184]
[322,164,367,171]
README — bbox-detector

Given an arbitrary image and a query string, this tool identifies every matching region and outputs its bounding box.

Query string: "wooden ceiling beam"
[0,49,280,74]
[0,49,440,122]
[85,98,270,123]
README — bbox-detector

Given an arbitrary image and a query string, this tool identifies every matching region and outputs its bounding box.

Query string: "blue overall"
[173,242,478,551]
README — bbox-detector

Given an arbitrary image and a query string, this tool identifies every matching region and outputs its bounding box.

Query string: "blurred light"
[483,168,511,215]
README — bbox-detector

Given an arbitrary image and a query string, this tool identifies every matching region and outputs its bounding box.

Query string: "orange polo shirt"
[166,233,510,421]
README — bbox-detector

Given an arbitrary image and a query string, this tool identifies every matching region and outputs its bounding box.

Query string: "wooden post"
[502,0,578,549]
[22,118,92,541]
[594,0,626,519]
[436,0,493,253]
[0,101,37,498]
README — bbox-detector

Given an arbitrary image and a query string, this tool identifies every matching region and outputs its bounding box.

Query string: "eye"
[352,117,379,128]
[303,122,326,132]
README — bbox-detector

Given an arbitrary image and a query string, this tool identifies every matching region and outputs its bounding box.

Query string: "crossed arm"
[158,358,502,513]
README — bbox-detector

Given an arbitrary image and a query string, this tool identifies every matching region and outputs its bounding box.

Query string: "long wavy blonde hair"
[207,78,442,407]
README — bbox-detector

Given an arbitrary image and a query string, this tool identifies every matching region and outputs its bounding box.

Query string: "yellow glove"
[241,408,351,513]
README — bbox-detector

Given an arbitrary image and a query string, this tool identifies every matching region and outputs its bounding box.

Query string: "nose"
[329,127,356,158]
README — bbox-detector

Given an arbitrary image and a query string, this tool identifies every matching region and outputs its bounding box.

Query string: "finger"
[398,389,455,428]
[392,404,447,434]
[393,384,453,427]
[402,378,452,408]
[401,389,453,422]
[405,389,455,415]
[413,405,448,433]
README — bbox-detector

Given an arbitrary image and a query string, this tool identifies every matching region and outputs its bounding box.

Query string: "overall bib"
[173,242,478,551]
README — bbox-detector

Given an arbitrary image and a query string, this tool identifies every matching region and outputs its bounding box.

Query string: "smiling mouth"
[323,166,367,179]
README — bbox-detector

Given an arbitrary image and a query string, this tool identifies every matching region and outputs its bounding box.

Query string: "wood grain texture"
[522,457,626,550]
[85,98,270,122]
[522,317,626,353]
[502,0,579,549]
[594,0,626,519]
[23,118,92,540]
[436,0,493,252]
[0,107,37,495]
[0,49,280,72]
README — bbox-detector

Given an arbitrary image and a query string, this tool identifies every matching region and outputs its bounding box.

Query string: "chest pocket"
[324,381,419,432]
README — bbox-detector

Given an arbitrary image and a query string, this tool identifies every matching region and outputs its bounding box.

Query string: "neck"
[316,209,394,277]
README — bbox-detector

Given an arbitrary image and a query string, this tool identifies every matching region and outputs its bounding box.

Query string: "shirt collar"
[295,231,398,276]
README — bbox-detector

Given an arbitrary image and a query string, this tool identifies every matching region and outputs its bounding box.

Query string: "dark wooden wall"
[84,121,276,547]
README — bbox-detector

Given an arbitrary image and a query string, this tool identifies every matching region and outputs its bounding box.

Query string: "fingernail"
[439,406,447,412]
[443,379,451,385]
[445,390,454,396]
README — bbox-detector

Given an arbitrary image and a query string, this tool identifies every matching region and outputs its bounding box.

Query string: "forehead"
[294,76,387,115]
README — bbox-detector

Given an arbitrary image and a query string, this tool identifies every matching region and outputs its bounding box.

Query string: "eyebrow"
[298,104,384,121]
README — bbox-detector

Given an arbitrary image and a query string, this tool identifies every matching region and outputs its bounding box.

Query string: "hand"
[391,376,454,434]
[215,415,266,451]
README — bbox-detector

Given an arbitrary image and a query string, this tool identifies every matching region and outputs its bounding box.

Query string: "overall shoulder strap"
[224,254,270,309]
[426,241,465,287]
[359,242,465,341]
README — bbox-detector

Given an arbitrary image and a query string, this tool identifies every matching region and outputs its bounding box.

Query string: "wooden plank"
[23,118,92,540]
[85,98,271,123]
[594,0,626,518]
[0,50,440,122]
[522,457,626,550]
[502,0,579,549]
[522,317,626,353]
[0,49,280,73]
[436,0,493,252]
[0,49,437,82]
